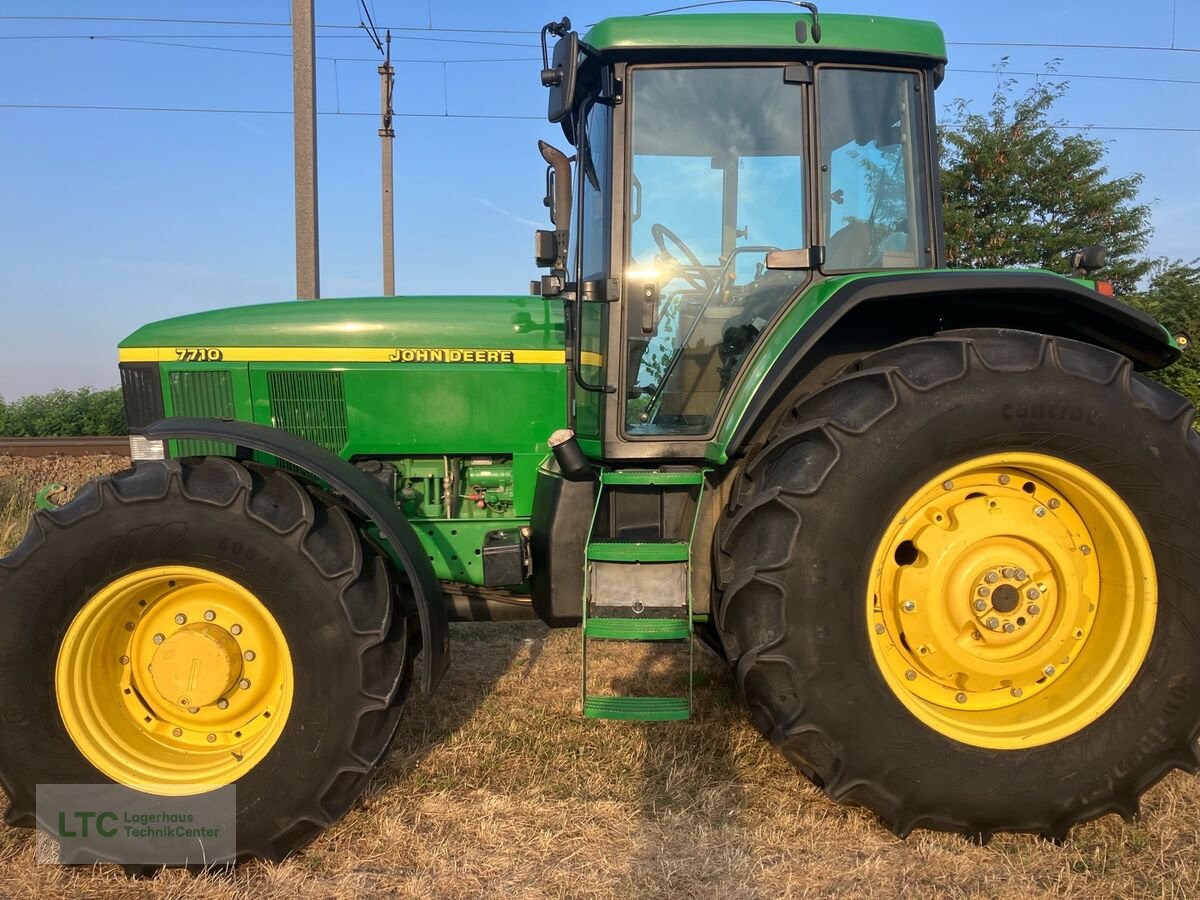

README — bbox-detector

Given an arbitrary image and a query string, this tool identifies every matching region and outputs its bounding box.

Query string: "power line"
[948,40,1198,54]
[954,67,1200,88]
[0,33,541,47]
[0,102,543,120]
[0,102,1195,133]
[63,35,538,65]
[0,15,539,34]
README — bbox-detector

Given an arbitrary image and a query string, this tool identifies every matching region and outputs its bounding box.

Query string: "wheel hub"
[149,623,243,708]
[867,453,1156,749]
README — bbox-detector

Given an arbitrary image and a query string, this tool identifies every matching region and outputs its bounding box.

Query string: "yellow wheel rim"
[56,566,294,794]
[867,452,1156,749]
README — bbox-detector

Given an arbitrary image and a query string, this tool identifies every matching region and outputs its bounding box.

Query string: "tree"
[940,69,1153,295]
[1126,259,1200,406]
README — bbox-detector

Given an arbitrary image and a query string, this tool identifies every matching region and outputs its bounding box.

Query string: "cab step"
[583,695,691,721]
[584,617,691,640]
[586,540,690,562]
[600,469,705,486]
[580,467,710,723]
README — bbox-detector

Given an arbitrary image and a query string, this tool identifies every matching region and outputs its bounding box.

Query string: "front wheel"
[716,329,1200,839]
[0,457,414,864]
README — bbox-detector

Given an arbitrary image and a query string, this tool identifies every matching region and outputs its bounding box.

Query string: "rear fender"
[718,271,1179,458]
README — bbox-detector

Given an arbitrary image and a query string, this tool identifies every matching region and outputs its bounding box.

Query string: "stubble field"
[1,455,1199,898]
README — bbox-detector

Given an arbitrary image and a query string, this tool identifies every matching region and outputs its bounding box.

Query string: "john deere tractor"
[3,7,1199,864]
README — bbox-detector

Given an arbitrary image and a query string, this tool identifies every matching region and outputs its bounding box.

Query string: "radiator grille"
[266,371,349,453]
[168,370,235,457]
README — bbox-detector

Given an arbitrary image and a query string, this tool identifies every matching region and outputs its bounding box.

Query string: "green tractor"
[3,7,1199,864]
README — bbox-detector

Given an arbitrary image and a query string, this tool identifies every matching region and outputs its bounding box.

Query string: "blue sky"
[1,0,1197,397]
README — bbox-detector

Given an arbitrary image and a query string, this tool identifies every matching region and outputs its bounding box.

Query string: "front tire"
[0,457,413,863]
[716,329,1200,839]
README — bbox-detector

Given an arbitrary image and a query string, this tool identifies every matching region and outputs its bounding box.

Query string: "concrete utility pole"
[379,31,395,296]
[292,0,320,299]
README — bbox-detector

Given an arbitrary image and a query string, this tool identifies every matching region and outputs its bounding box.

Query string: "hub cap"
[56,566,294,794]
[867,453,1156,749]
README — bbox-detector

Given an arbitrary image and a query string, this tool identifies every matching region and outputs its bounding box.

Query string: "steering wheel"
[651,222,709,291]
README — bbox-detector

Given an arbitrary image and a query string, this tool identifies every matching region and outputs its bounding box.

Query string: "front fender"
[142,417,449,694]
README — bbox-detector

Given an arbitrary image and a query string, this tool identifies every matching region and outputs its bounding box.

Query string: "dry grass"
[2,458,1200,898]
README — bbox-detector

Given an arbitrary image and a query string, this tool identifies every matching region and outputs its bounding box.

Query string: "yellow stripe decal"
[118,346,606,366]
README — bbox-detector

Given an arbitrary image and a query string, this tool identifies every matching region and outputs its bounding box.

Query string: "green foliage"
[0,387,126,437]
[1125,259,1200,407]
[940,69,1153,294]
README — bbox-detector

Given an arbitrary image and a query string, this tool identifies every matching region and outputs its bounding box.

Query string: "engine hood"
[119,294,566,361]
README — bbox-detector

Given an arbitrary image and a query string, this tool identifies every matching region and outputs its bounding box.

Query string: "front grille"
[266,371,349,453]
[119,363,164,431]
[168,370,235,457]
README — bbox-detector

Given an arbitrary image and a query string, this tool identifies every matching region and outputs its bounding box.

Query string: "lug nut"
[172,727,183,737]
[1003,623,1016,633]
[1015,569,1028,581]
[1011,687,1023,698]
[1027,588,1041,600]
[1034,506,1046,517]
[243,650,256,661]
[174,613,187,625]
[902,600,916,613]
[875,623,886,634]
[1044,665,1056,677]
[955,692,968,704]
[1048,498,1061,509]
[905,669,917,681]
[230,624,243,636]
[153,633,165,644]
[985,572,999,584]
[943,480,955,491]
[998,474,1011,485]
[1029,605,1041,616]
[974,599,987,612]
[217,698,229,710]
[1002,567,1015,578]
[238,678,251,690]
[1080,545,1092,556]
[986,617,1000,630]
[204,610,216,622]
[977,586,990,597]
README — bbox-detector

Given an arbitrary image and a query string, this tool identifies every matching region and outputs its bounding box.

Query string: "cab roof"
[583,12,947,63]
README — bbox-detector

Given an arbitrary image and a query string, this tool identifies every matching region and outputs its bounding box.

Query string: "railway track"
[0,436,129,458]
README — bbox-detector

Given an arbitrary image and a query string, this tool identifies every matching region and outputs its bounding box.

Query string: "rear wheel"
[716,329,1200,839]
[0,457,414,863]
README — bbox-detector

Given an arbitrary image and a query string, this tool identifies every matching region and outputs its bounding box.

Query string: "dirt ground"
[1,457,1199,898]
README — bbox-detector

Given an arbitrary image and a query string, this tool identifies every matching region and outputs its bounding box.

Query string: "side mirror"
[540,21,578,126]
[537,140,573,296]
[1071,245,1107,277]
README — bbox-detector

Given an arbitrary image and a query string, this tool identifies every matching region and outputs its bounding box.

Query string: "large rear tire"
[716,329,1200,839]
[0,457,414,863]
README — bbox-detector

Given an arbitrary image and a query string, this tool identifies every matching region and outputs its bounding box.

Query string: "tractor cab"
[535,9,945,457]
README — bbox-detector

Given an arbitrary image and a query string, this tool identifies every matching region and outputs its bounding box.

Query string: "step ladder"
[582,467,707,721]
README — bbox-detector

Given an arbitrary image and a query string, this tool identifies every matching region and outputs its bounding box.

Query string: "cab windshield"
[624,65,929,436]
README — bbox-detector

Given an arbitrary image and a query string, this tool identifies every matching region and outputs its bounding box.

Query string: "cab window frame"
[617,60,816,443]
[813,62,937,276]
